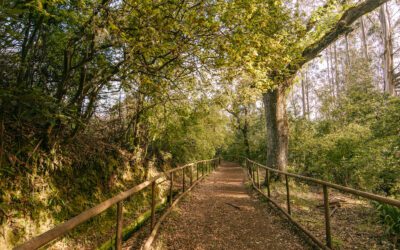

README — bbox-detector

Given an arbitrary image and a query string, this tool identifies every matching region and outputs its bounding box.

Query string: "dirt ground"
[143,162,313,250]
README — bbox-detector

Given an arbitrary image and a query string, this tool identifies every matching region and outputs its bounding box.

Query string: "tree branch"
[300,0,389,66]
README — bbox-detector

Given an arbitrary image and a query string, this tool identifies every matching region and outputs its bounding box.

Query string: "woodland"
[0,0,400,249]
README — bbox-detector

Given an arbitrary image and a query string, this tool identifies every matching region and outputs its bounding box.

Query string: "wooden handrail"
[244,158,400,249]
[246,158,400,208]
[14,158,220,250]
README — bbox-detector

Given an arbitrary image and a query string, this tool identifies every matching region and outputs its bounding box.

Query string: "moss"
[332,236,344,249]
[97,202,167,250]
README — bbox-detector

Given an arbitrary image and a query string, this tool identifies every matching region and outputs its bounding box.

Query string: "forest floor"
[124,162,313,250]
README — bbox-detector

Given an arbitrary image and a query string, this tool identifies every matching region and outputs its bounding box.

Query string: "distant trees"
[282,0,400,194]
[290,0,400,116]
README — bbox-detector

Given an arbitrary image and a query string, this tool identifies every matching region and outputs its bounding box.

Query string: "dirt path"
[148,162,312,250]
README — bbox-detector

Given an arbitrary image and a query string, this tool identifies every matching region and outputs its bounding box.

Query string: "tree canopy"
[1,0,399,248]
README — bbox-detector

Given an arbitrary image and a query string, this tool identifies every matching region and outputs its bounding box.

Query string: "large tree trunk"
[263,84,289,175]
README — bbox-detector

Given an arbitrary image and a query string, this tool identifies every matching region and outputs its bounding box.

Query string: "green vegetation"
[1,0,399,248]
[289,83,400,195]
[375,202,400,247]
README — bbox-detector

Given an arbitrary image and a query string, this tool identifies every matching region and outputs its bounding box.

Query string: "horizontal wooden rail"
[243,158,400,249]
[246,159,400,208]
[142,164,214,250]
[14,158,220,250]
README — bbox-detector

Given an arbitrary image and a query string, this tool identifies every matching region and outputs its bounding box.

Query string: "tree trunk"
[360,16,369,60]
[326,48,335,99]
[329,46,336,98]
[301,70,307,118]
[263,84,289,175]
[290,89,298,117]
[379,4,395,95]
[242,126,251,158]
[242,107,251,158]
[305,70,310,119]
[333,43,340,94]
[345,34,351,68]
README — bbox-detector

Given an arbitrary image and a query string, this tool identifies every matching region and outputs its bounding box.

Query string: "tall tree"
[262,0,390,173]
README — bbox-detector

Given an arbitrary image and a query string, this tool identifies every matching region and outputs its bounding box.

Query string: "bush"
[374,202,400,247]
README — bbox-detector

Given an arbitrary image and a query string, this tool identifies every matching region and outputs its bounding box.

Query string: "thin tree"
[379,3,395,95]
[360,16,369,59]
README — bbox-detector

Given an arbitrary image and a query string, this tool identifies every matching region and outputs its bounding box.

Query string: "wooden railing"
[14,158,221,250]
[244,158,400,250]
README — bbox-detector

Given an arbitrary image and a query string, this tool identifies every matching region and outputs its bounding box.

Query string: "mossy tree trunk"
[262,84,289,176]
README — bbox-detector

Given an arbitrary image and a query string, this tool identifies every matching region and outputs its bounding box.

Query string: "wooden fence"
[14,158,220,250]
[245,158,400,249]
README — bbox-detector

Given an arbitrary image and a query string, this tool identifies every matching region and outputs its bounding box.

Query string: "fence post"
[256,166,260,189]
[190,165,193,186]
[249,161,252,178]
[202,162,204,176]
[169,172,173,207]
[285,174,291,215]
[266,169,271,197]
[250,162,252,178]
[247,159,250,176]
[115,201,123,250]
[151,181,156,231]
[248,161,252,179]
[182,168,185,192]
[196,163,199,180]
[252,165,255,182]
[323,185,332,248]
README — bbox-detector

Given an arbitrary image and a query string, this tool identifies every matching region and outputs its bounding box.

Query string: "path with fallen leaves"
[150,162,312,250]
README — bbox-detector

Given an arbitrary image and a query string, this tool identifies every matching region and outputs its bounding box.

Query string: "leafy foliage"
[0,0,397,248]
[0,0,227,247]
[289,83,400,195]
[374,202,400,246]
